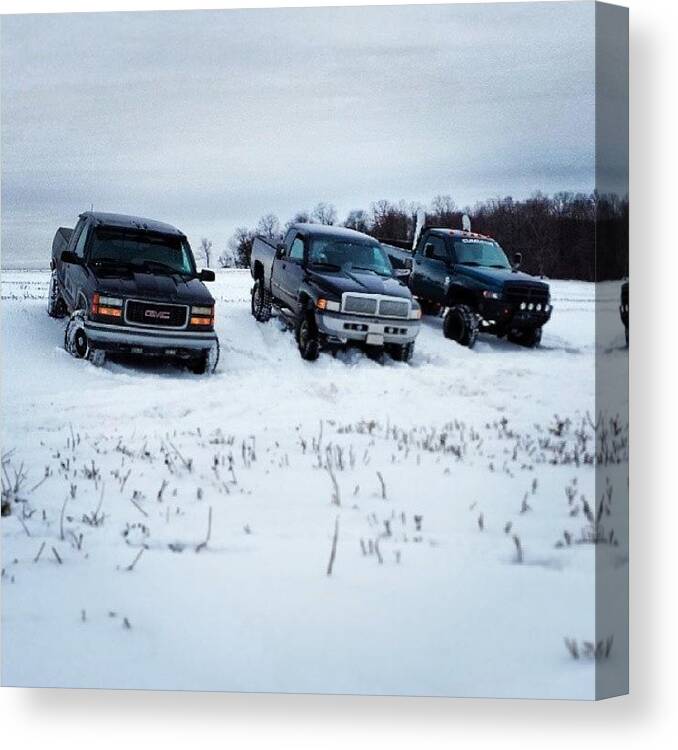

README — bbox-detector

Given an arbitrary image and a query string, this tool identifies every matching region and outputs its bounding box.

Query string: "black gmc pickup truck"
[408,227,552,348]
[250,224,421,361]
[48,211,219,373]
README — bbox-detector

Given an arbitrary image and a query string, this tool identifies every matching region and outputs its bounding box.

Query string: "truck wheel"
[524,326,543,348]
[509,327,542,348]
[297,314,320,361]
[251,279,272,322]
[365,347,385,364]
[47,270,67,318]
[387,342,415,362]
[419,300,442,316]
[64,311,89,359]
[443,305,478,348]
[189,340,220,374]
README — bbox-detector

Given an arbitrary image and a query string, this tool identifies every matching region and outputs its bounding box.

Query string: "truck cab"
[409,228,552,348]
[48,211,219,373]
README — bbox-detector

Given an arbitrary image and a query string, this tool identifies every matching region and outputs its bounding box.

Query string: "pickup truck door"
[60,219,90,310]
[271,233,306,312]
[414,235,449,304]
[409,241,427,298]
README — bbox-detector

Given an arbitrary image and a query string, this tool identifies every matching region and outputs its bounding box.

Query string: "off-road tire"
[387,341,415,363]
[509,326,542,348]
[525,326,543,348]
[365,347,385,364]
[251,278,272,322]
[64,310,89,359]
[47,270,67,318]
[419,299,442,316]
[296,312,320,361]
[189,339,220,374]
[443,304,479,348]
[87,349,106,367]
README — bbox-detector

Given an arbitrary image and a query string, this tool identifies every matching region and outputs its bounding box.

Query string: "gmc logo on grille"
[144,309,171,320]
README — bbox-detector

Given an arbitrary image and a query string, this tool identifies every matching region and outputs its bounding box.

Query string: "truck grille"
[378,299,410,318]
[503,283,549,306]
[343,295,378,315]
[342,294,410,318]
[125,300,188,328]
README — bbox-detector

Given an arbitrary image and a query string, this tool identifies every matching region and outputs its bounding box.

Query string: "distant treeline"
[210,192,628,281]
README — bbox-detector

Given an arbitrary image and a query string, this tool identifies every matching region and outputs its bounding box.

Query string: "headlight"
[316,298,341,312]
[409,306,422,320]
[482,290,501,299]
[99,295,123,307]
[520,302,526,310]
[190,304,214,326]
[91,293,122,318]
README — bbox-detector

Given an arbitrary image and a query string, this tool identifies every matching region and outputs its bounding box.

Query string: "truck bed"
[51,227,73,259]
[250,235,277,286]
[381,242,413,272]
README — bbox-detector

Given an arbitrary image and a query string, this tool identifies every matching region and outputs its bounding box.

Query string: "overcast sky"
[1,2,598,267]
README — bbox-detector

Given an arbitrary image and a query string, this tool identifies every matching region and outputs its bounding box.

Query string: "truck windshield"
[453,238,510,269]
[89,228,196,275]
[310,239,393,277]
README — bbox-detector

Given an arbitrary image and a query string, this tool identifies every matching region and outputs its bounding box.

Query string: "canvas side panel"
[594,0,629,701]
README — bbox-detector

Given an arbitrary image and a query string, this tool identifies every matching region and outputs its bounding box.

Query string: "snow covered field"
[1,269,628,698]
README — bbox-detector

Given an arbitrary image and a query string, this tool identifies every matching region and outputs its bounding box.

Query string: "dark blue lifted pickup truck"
[48,212,219,373]
[250,224,421,361]
[408,227,552,348]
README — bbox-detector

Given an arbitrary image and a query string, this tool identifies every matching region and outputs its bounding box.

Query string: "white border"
[3,1,677,748]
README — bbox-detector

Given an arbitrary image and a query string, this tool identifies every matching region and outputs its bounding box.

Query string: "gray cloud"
[2,2,597,267]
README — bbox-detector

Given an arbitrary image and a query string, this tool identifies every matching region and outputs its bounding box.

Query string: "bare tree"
[227,227,255,268]
[287,210,311,228]
[311,202,337,225]
[344,209,370,233]
[218,189,626,281]
[369,199,412,240]
[256,213,281,239]
[218,245,236,269]
[431,194,457,216]
[429,194,460,228]
[522,192,556,277]
[199,238,213,268]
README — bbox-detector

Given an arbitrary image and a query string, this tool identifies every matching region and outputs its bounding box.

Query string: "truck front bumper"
[479,300,552,330]
[84,320,218,357]
[316,311,420,346]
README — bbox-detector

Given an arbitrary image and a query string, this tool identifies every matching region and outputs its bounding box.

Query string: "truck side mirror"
[60,250,82,265]
[198,269,215,282]
[424,243,435,258]
[512,252,523,271]
[275,243,286,259]
[393,268,410,282]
